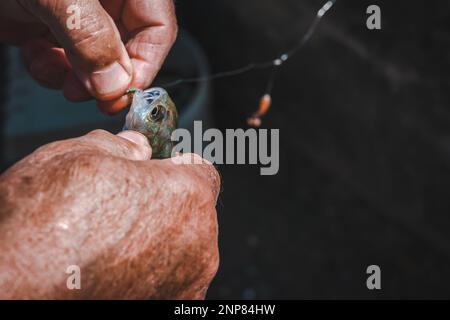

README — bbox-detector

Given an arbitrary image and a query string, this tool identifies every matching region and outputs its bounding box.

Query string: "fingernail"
[117,131,152,160]
[90,62,131,97]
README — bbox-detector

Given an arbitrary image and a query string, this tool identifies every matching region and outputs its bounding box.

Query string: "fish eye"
[149,105,165,121]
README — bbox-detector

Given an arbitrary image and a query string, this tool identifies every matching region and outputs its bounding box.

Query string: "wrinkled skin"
[0,0,177,113]
[124,88,178,159]
[0,130,220,299]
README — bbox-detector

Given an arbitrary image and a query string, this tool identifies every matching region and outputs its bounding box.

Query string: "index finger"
[98,0,177,114]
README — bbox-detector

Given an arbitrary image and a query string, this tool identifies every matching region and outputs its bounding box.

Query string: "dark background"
[2,0,450,299]
[177,0,450,299]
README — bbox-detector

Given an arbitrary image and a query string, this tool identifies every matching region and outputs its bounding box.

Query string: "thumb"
[23,0,132,100]
[116,131,153,160]
[80,130,152,161]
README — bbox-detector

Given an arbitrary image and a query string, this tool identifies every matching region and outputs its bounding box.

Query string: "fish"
[123,87,178,159]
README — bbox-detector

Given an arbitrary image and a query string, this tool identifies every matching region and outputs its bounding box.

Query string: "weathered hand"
[0,0,177,114]
[0,130,220,299]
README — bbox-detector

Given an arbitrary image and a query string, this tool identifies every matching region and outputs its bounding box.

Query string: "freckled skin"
[0,130,220,299]
[124,88,178,159]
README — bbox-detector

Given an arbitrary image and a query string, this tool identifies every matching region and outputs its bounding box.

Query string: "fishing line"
[160,0,337,126]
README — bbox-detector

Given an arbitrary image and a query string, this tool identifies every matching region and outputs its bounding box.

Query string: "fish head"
[124,87,178,158]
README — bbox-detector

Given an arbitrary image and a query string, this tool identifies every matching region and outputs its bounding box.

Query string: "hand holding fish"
[0,0,177,114]
[0,129,220,299]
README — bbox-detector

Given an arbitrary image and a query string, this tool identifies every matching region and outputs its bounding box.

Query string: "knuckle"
[70,26,121,70]
[83,129,113,144]
[186,172,211,200]
[86,129,110,138]
[167,155,221,203]
[166,169,200,198]
[192,163,221,201]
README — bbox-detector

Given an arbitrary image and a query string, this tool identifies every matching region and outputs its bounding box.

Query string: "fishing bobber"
[247,116,262,128]
[247,94,272,128]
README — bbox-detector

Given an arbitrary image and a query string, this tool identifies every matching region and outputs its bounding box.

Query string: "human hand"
[0,0,177,114]
[0,130,220,299]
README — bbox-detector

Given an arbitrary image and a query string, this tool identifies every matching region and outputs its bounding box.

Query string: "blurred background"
[2,0,450,298]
